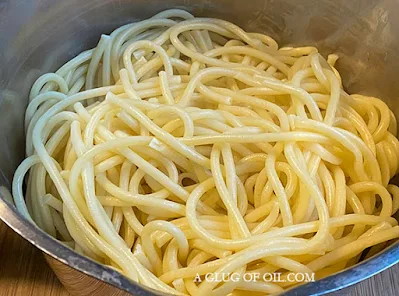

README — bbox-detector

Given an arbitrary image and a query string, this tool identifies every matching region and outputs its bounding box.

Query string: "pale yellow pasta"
[12,9,399,296]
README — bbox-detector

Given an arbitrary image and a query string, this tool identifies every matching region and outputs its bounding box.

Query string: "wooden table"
[1,220,398,296]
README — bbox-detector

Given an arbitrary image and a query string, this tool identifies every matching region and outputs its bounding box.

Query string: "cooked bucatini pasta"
[12,9,399,295]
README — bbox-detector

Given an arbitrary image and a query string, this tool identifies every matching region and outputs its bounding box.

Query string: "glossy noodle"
[12,9,399,296]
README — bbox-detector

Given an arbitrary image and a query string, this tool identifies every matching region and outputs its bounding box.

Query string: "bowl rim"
[0,198,163,296]
[1,195,398,296]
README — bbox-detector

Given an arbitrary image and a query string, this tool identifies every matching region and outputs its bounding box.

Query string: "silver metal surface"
[1,0,399,295]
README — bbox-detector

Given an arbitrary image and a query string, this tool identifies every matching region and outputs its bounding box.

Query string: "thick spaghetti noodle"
[12,9,399,295]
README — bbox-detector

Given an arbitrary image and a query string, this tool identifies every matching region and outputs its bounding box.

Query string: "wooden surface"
[1,220,398,296]
[0,220,69,296]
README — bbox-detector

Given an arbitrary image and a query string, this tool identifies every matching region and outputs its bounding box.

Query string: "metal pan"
[1,0,399,295]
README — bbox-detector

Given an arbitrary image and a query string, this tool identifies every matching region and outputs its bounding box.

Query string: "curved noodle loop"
[13,9,399,295]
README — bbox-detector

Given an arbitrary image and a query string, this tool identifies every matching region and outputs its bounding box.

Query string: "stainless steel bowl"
[1,0,399,295]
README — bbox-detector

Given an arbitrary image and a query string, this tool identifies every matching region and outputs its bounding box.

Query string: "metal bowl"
[1,0,399,295]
